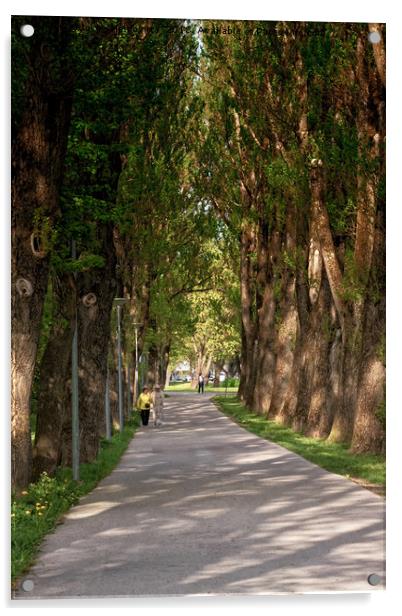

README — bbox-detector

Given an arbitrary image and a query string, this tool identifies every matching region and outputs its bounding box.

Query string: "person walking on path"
[198,374,205,394]
[151,384,164,427]
[136,386,152,426]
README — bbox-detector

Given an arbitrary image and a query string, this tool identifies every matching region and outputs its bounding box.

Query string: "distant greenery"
[11,413,140,585]
[214,396,385,490]
[166,382,239,393]
[222,377,240,388]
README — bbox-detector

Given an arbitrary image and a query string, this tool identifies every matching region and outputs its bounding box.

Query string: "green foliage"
[166,382,238,393]
[281,249,298,272]
[222,377,240,388]
[51,252,105,273]
[375,398,386,431]
[11,413,140,583]
[167,239,241,369]
[32,211,57,255]
[30,281,54,418]
[340,248,367,303]
[19,18,385,508]
[377,335,386,365]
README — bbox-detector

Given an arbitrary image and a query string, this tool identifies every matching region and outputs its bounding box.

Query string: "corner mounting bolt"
[368,31,381,44]
[20,24,34,37]
[367,573,381,586]
[21,579,34,591]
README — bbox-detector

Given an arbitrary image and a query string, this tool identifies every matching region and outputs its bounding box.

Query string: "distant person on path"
[136,386,152,426]
[151,384,164,427]
[198,374,205,394]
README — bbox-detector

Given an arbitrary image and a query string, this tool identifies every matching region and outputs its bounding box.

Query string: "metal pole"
[127,363,131,416]
[135,327,139,400]
[117,304,124,432]
[105,362,111,439]
[71,239,80,481]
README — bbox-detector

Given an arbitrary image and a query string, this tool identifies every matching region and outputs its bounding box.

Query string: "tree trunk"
[304,275,333,437]
[75,225,117,463]
[146,341,159,388]
[253,284,276,413]
[277,257,308,428]
[32,273,76,478]
[238,223,257,404]
[202,356,212,382]
[277,180,317,431]
[251,219,274,413]
[11,17,74,491]
[213,361,224,387]
[266,205,298,420]
[191,342,211,389]
[164,367,172,389]
[351,211,385,453]
[323,323,343,437]
[268,274,297,421]
[326,33,385,445]
[159,343,170,387]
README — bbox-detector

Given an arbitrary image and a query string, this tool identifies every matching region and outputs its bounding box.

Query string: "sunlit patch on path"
[14,393,385,598]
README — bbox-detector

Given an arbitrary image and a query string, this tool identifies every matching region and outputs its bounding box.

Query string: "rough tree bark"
[213,360,225,387]
[11,17,75,491]
[278,259,309,429]
[253,223,279,414]
[238,222,257,404]
[75,225,117,463]
[61,226,117,465]
[350,28,386,453]
[351,209,385,453]
[32,273,76,478]
[159,343,170,389]
[267,205,298,421]
[329,30,385,446]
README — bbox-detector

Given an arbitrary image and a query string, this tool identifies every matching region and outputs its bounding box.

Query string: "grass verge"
[11,413,140,585]
[166,382,239,393]
[213,396,385,494]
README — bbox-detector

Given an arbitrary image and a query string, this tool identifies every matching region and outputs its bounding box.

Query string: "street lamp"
[132,322,142,401]
[71,239,79,481]
[114,298,129,432]
[104,359,111,440]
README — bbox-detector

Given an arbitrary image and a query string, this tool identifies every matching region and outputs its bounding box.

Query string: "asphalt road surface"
[14,392,385,599]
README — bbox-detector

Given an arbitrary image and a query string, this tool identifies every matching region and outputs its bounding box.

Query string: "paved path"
[14,392,385,598]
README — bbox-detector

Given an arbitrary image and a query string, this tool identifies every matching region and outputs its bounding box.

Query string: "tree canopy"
[11,17,385,492]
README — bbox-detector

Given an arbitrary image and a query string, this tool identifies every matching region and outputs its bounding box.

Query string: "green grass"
[11,413,140,584]
[214,396,385,489]
[166,382,239,393]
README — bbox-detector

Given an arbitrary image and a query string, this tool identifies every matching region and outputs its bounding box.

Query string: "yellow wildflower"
[21,491,28,496]
[25,511,31,515]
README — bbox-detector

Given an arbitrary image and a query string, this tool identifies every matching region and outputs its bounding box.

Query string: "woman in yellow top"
[136,386,152,426]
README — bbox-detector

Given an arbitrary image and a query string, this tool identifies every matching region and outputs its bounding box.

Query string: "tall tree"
[11,16,76,491]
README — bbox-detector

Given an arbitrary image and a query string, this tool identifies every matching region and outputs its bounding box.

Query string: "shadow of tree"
[15,393,385,598]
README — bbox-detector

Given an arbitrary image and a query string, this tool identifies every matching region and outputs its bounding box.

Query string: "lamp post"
[126,362,131,417]
[71,239,79,481]
[105,361,111,440]
[133,322,142,400]
[114,298,129,432]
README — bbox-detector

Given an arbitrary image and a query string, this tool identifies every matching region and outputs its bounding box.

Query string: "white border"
[2,2,401,615]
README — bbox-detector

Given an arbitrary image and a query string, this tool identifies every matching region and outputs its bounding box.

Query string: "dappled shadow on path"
[15,393,385,598]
